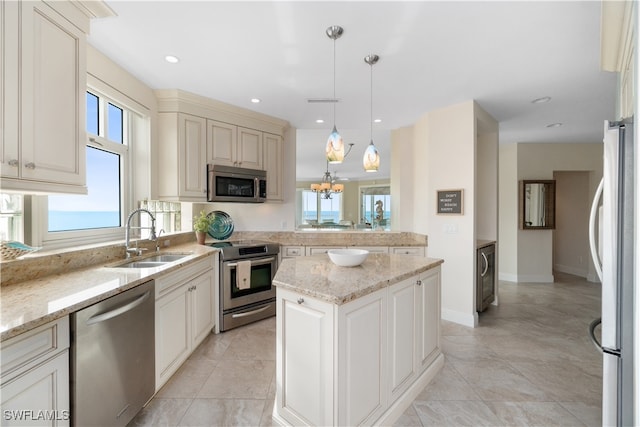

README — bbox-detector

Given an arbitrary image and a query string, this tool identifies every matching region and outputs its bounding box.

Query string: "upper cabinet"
[1,0,96,194]
[156,89,289,202]
[207,122,262,170]
[157,113,207,201]
[263,132,283,201]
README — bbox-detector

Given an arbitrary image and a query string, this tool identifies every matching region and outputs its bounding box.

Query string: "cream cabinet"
[276,288,335,427]
[388,278,418,402]
[158,112,207,201]
[275,265,442,426]
[390,246,426,256]
[263,132,283,200]
[305,246,345,256]
[207,121,262,169]
[155,256,216,389]
[1,0,87,194]
[281,246,304,259]
[1,317,70,426]
[416,266,441,369]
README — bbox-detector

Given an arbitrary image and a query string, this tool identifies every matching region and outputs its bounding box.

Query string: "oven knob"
[297,297,304,304]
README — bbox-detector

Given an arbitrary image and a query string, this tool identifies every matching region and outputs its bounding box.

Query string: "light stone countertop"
[0,243,219,342]
[273,253,443,305]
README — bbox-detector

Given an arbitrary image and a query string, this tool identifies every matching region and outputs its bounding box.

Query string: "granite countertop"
[273,253,443,305]
[0,243,219,342]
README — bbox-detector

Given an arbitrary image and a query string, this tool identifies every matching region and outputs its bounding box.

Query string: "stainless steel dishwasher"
[71,280,155,427]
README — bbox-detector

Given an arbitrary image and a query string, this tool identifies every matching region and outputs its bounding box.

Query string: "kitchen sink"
[112,253,191,269]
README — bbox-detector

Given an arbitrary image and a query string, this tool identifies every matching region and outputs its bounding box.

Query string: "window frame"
[36,86,136,249]
[296,188,344,227]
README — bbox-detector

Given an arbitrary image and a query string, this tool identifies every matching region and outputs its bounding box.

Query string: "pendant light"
[325,25,344,164]
[363,54,380,172]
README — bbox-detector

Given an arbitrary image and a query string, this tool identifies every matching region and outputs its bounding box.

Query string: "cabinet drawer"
[283,246,304,257]
[155,257,213,298]
[351,246,389,254]
[306,246,344,256]
[1,317,69,381]
[390,247,425,256]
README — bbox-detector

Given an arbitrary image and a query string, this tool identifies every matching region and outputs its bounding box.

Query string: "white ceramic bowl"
[327,249,369,267]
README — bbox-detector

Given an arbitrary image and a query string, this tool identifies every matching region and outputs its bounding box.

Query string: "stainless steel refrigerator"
[588,118,634,426]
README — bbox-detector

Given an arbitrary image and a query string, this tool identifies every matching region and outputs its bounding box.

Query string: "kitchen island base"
[272,255,443,426]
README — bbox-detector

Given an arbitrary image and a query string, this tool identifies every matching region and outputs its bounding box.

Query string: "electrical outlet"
[164,240,170,247]
[281,221,287,230]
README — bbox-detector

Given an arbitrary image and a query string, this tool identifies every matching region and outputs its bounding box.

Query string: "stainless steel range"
[209,240,280,331]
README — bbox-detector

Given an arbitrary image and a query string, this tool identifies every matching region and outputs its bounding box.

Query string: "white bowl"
[327,249,369,267]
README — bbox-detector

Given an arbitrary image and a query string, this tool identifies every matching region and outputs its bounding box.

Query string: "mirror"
[519,180,556,229]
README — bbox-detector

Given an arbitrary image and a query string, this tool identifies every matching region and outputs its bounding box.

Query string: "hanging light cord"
[370,60,373,142]
[333,37,337,127]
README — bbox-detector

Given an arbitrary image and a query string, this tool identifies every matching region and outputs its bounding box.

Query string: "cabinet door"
[388,278,417,402]
[190,270,214,348]
[1,350,70,426]
[276,289,334,427]
[155,283,190,389]
[263,132,283,200]
[179,113,207,199]
[416,268,441,369]
[207,120,237,167]
[337,290,387,426]
[1,1,19,179]
[237,127,262,169]
[19,1,86,188]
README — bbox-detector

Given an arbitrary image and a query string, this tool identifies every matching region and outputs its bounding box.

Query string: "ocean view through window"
[47,91,127,233]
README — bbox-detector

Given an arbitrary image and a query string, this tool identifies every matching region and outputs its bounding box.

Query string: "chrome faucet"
[125,208,157,258]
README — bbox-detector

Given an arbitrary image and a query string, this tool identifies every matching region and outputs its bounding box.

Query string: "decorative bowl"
[327,249,369,267]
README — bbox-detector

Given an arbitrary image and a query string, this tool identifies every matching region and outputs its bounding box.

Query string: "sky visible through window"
[48,93,122,231]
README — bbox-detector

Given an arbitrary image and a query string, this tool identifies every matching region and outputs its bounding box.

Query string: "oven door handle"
[231,305,272,319]
[226,257,276,268]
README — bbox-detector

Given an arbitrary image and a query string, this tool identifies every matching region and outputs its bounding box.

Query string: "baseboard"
[499,272,518,282]
[554,263,588,278]
[441,308,478,328]
[374,353,445,427]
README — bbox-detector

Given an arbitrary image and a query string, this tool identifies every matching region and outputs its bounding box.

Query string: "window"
[360,185,391,229]
[0,194,23,241]
[297,189,343,227]
[44,89,132,246]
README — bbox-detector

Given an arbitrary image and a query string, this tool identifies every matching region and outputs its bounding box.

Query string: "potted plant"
[193,210,212,244]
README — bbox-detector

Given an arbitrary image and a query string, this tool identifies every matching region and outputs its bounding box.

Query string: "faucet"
[125,208,157,258]
[155,229,165,252]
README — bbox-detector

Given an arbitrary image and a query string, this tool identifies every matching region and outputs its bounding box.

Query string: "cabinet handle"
[416,279,422,286]
[8,159,18,167]
[297,297,304,304]
[481,253,489,277]
[24,162,36,169]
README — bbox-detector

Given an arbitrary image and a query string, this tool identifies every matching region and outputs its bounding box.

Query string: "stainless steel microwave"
[207,164,267,203]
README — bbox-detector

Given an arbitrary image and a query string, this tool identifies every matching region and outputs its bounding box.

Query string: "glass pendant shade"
[363,140,380,172]
[326,125,344,164]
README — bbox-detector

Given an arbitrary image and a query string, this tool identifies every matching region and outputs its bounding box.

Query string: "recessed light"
[531,96,551,104]
[374,119,382,123]
[316,119,325,124]
[251,98,261,104]
[164,55,179,64]
[546,122,563,128]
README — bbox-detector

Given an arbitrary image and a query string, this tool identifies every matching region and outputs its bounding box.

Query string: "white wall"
[391,126,415,232]
[415,101,477,327]
[498,143,603,282]
[553,171,591,278]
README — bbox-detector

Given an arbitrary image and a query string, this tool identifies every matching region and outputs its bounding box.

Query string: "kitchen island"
[272,253,444,426]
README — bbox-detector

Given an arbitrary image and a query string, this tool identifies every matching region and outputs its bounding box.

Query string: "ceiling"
[88,1,617,181]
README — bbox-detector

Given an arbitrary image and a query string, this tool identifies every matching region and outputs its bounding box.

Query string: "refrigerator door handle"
[589,317,603,352]
[588,177,604,282]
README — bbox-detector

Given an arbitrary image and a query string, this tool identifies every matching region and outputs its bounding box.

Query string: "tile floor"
[129,272,602,426]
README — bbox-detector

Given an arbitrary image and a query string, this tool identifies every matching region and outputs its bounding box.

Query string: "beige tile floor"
[129,272,602,426]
